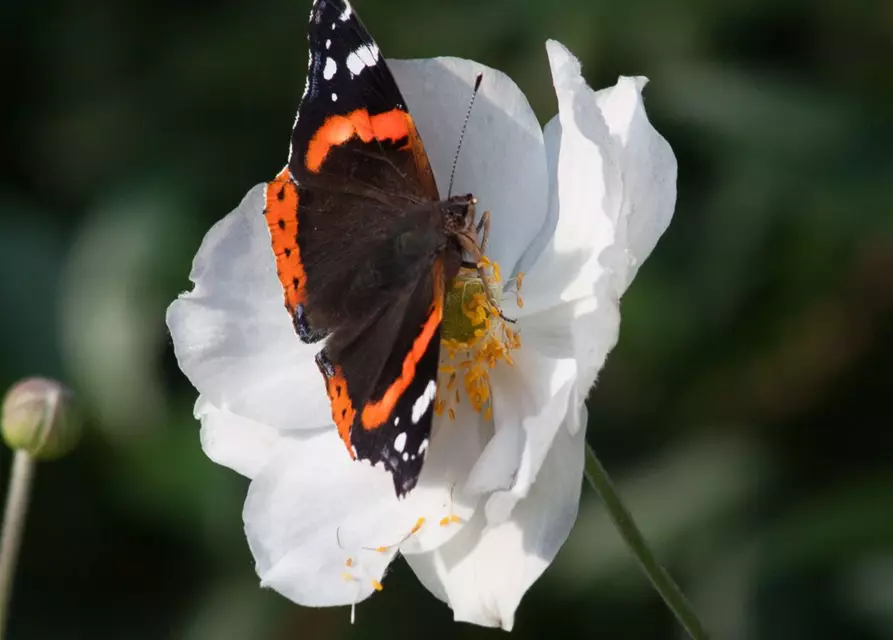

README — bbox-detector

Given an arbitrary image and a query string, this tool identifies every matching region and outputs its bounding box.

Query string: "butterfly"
[263,0,490,497]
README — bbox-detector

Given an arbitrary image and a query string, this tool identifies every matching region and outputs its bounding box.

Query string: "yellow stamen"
[342,572,355,582]
[439,514,463,527]
[375,546,388,553]
[438,262,520,425]
[515,272,525,307]
[345,557,353,567]
[410,517,425,535]
[371,580,384,592]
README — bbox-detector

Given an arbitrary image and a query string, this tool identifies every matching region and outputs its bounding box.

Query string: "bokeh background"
[2,0,892,638]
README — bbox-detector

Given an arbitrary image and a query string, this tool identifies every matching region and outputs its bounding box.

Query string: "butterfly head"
[441,194,477,237]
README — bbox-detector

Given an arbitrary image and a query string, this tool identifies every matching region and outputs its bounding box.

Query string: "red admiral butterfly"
[263,0,490,497]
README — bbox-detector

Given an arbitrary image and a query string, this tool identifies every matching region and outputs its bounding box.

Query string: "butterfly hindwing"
[318,263,443,496]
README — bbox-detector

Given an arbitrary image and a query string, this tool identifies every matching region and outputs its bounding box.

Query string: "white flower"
[167,40,676,630]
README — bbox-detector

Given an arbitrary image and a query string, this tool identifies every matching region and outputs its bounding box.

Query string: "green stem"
[584,442,709,640]
[0,451,35,639]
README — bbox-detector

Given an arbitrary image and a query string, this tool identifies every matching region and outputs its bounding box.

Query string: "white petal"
[512,113,561,277]
[166,185,332,432]
[244,400,493,606]
[196,395,285,479]
[398,398,490,555]
[389,58,549,277]
[465,348,574,494]
[243,430,403,607]
[525,41,676,302]
[476,352,576,524]
[594,76,677,292]
[518,41,623,317]
[510,42,675,392]
[405,415,586,630]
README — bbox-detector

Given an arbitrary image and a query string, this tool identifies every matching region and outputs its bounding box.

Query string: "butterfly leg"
[452,207,514,321]
[454,232,503,318]
[476,210,490,254]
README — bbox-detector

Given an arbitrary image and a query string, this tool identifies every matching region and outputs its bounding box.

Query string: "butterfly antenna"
[447,73,484,198]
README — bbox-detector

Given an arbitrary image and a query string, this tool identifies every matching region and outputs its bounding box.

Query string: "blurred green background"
[2,0,892,638]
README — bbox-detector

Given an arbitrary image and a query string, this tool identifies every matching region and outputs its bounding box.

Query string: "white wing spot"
[323,57,337,80]
[346,43,380,76]
[331,22,336,30]
[402,452,409,462]
[394,416,400,426]
[394,432,407,453]
[418,438,428,455]
[411,380,437,424]
[325,39,331,49]
[331,92,338,102]
[339,0,353,21]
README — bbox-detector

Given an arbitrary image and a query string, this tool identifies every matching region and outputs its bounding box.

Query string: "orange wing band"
[305,109,413,173]
[360,301,442,430]
[264,168,307,314]
[325,367,358,457]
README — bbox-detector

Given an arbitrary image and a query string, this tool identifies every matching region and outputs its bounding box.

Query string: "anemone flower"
[167,39,676,630]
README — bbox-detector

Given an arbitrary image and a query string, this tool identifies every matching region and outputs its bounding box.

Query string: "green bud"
[2,378,82,460]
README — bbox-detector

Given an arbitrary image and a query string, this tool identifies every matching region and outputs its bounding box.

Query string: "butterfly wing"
[264,0,445,496]
[290,0,439,200]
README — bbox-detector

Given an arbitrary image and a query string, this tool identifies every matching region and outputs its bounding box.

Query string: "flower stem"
[583,442,709,640]
[0,451,36,639]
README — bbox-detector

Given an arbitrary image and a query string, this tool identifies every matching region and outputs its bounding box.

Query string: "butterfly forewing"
[290,0,438,201]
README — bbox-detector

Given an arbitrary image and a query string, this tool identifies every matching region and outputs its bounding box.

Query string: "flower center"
[437,259,521,420]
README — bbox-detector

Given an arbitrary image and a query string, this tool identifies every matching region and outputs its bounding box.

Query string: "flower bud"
[2,378,82,460]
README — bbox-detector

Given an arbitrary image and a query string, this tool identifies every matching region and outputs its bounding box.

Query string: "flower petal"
[389,58,549,277]
[398,398,490,555]
[511,114,562,278]
[509,42,675,392]
[465,349,575,511]
[166,185,332,432]
[517,41,623,317]
[520,40,676,310]
[243,430,402,607]
[243,399,493,607]
[196,395,285,479]
[405,413,587,630]
[594,75,677,293]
